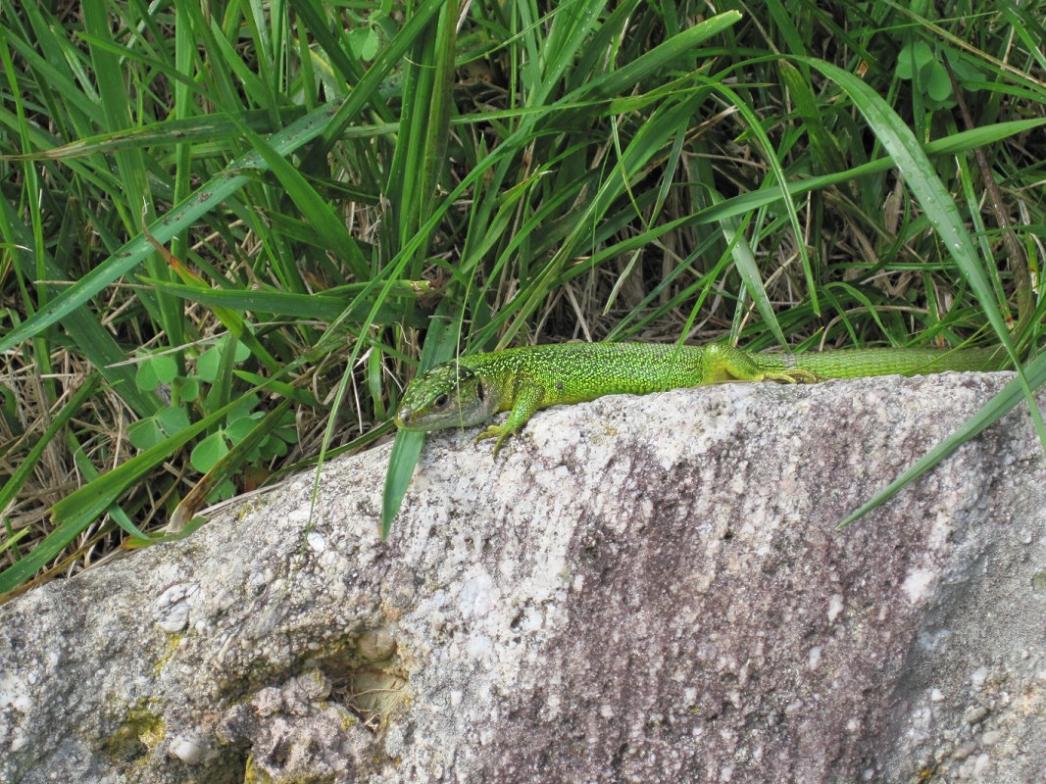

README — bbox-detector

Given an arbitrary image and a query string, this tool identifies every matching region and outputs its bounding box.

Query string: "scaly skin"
[394,342,1001,453]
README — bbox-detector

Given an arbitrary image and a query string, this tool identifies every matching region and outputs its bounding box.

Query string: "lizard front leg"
[475,381,544,456]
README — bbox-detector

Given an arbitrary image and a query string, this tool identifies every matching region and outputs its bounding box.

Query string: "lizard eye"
[434,393,449,407]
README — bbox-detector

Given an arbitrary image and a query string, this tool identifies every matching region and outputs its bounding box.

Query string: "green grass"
[0,1,1043,595]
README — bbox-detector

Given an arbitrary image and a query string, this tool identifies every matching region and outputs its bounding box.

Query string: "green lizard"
[394,342,1000,453]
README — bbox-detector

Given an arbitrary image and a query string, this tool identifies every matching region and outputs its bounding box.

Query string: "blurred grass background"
[0,0,1043,594]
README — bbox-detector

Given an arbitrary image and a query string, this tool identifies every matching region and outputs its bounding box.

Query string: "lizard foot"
[475,425,514,457]
[762,368,819,384]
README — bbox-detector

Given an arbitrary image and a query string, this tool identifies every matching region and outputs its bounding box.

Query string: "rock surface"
[1,373,1044,784]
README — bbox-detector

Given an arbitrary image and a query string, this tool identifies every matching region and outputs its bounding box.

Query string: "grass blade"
[0,109,301,159]
[0,101,341,354]
[716,207,788,347]
[381,430,426,539]
[0,198,160,417]
[167,399,293,533]
[380,310,461,538]
[802,56,1046,450]
[0,374,99,523]
[0,393,247,594]
[139,277,423,324]
[234,117,370,279]
[321,0,449,149]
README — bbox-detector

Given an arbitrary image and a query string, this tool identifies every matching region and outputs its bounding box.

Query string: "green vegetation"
[0,2,1043,593]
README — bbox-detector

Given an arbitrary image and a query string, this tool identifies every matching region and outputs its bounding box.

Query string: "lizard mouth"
[394,410,428,431]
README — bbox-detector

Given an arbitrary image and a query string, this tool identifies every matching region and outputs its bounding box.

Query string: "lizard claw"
[475,425,514,457]
[474,425,500,443]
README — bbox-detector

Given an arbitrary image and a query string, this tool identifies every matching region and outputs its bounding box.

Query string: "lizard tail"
[753,347,1005,379]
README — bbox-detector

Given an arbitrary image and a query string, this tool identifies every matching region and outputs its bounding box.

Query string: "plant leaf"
[800,56,1045,451]
[0,101,342,354]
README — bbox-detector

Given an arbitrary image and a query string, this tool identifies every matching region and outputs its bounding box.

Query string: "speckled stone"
[1,373,1043,784]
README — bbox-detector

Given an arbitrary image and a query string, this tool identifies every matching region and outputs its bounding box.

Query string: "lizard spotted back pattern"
[395,342,1001,453]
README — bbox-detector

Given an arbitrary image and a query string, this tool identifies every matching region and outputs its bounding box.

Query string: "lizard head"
[395,361,498,432]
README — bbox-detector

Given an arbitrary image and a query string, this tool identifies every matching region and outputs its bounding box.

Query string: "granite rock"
[1,372,1043,783]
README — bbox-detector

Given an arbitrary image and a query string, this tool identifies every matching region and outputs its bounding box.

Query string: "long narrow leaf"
[381,431,426,539]
[0,101,340,354]
[0,374,99,521]
[568,117,1046,283]
[167,399,293,533]
[0,393,249,594]
[140,277,421,323]
[235,118,370,278]
[802,57,1046,449]
[0,199,160,417]
[380,308,462,537]
[321,0,449,148]
[717,208,788,346]
[0,110,300,160]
